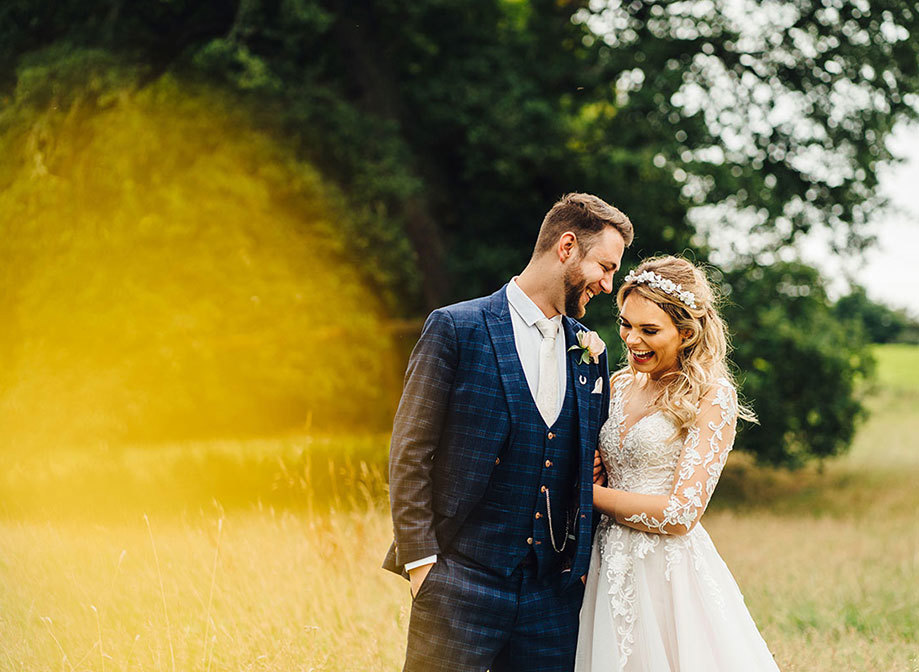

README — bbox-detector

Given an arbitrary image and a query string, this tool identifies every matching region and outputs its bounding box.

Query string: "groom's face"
[562,227,625,318]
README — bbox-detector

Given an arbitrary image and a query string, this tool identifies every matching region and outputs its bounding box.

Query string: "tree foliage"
[578,1,919,253]
[4,1,918,302]
[0,56,399,448]
[2,0,917,464]
[834,286,919,343]
[721,262,874,466]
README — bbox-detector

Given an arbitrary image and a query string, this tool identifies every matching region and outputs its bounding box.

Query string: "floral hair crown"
[623,269,699,310]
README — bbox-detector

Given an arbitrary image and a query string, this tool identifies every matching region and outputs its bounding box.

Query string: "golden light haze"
[0,75,398,453]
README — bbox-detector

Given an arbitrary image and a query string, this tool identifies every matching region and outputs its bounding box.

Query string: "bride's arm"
[593,381,738,536]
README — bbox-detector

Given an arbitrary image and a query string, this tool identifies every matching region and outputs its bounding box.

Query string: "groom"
[383,193,633,671]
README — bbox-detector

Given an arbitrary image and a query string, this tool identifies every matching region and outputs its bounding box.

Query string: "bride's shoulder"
[610,367,634,390]
[701,377,738,412]
[709,376,735,393]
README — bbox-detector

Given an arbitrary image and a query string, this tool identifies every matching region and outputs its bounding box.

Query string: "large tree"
[2,0,915,463]
[4,1,916,304]
[185,0,919,306]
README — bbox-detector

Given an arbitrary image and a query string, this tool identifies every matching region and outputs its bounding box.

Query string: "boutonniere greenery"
[569,330,606,365]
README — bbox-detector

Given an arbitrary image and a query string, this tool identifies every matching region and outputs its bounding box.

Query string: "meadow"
[1,345,917,671]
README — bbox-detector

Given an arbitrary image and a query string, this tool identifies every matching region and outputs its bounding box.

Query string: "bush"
[0,50,401,450]
[834,287,919,345]
[721,262,874,467]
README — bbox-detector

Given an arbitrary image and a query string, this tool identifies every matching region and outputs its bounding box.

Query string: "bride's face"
[618,293,683,380]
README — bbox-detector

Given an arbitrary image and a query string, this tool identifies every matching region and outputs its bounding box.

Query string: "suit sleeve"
[389,309,459,566]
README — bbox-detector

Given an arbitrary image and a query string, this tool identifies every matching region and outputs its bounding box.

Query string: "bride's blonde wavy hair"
[613,255,757,435]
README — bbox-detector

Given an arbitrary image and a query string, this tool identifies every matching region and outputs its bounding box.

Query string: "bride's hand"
[593,450,607,486]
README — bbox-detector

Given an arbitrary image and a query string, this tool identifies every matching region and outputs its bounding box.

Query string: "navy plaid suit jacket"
[383,285,611,588]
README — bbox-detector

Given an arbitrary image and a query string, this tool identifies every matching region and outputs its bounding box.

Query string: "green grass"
[872,342,919,390]
[1,345,918,670]
[706,343,919,671]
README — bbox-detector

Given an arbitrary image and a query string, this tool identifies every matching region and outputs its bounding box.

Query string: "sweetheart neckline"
[618,409,665,442]
[613,374,667,442]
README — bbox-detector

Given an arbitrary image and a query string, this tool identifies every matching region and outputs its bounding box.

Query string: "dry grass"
[1,344,917,670]
[0,506,408,671]
[705,344,919,671]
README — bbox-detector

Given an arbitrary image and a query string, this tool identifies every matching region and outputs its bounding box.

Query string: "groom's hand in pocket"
[409,562,434,599]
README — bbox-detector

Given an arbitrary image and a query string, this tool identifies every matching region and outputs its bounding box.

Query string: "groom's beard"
[563,264,587,318]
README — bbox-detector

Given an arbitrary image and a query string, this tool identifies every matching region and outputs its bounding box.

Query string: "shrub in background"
[0,50,400,449]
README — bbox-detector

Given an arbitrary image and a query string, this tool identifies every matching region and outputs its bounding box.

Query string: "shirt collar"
[507,277,562,328]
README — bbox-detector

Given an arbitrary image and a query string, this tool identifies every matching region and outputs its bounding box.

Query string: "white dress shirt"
[405,279,568,572]
[506,277,567,422]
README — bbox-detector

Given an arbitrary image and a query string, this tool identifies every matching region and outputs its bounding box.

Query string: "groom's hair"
[533,193,633,257]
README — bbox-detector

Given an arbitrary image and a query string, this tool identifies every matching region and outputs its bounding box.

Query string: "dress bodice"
[596,372,738,536]
[599,378,684,497]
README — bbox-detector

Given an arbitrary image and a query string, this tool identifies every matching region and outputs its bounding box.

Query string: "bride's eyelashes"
[618,318,659,336]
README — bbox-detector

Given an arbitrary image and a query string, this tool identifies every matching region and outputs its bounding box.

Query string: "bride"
[576,256,780,671]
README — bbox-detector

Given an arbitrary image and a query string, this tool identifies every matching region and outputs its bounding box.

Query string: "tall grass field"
[1,345,917,670]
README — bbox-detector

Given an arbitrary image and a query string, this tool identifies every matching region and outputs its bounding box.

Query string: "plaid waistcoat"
[450,360,580,581]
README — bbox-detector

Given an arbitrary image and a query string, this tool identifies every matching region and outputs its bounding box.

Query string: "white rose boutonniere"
[569,330,605,365]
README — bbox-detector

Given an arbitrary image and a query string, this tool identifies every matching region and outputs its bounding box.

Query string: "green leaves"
[721,262,875,467]
[3,0,916,464]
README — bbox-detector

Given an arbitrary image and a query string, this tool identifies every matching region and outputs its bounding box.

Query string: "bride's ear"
[679,328,694,346]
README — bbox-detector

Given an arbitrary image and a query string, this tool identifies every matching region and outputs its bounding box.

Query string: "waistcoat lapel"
[563,316,596,585]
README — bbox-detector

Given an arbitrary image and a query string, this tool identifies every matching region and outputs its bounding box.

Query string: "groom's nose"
[599,273,613,294]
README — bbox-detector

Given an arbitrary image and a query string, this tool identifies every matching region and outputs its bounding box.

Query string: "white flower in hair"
[624,269,699,309]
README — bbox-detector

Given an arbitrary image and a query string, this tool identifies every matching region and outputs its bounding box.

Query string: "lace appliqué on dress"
[621,383,736,535]
[597,376,737,670]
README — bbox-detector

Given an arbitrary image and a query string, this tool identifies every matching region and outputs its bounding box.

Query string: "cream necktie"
[535,317,560,425]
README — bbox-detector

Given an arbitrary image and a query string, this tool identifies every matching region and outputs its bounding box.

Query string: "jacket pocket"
[412,555,449,603]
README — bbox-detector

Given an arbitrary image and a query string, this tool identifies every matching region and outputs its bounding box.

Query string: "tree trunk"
[329,8,450,310]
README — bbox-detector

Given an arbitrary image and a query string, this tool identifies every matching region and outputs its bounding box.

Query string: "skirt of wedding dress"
[575,521,781,672]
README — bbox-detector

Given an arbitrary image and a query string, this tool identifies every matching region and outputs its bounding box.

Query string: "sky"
[673,0,919,318]
[701,121,919,318]
[853,123,919,316]
[800,122,919,317]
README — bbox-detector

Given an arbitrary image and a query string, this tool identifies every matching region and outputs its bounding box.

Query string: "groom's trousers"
[404,553,585,672]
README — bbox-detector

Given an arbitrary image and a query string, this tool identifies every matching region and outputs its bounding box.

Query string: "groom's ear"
[557,231,578,262]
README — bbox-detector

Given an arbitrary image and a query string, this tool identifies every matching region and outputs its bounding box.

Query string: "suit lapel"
[564,318,592,454]
[564,316,595,546]
[484,286,525,425]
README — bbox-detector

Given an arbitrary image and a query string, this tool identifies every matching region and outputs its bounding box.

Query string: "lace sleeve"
[612,379,738,536]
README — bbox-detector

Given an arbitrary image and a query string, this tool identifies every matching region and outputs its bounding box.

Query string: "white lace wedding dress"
[575,375,780,671]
